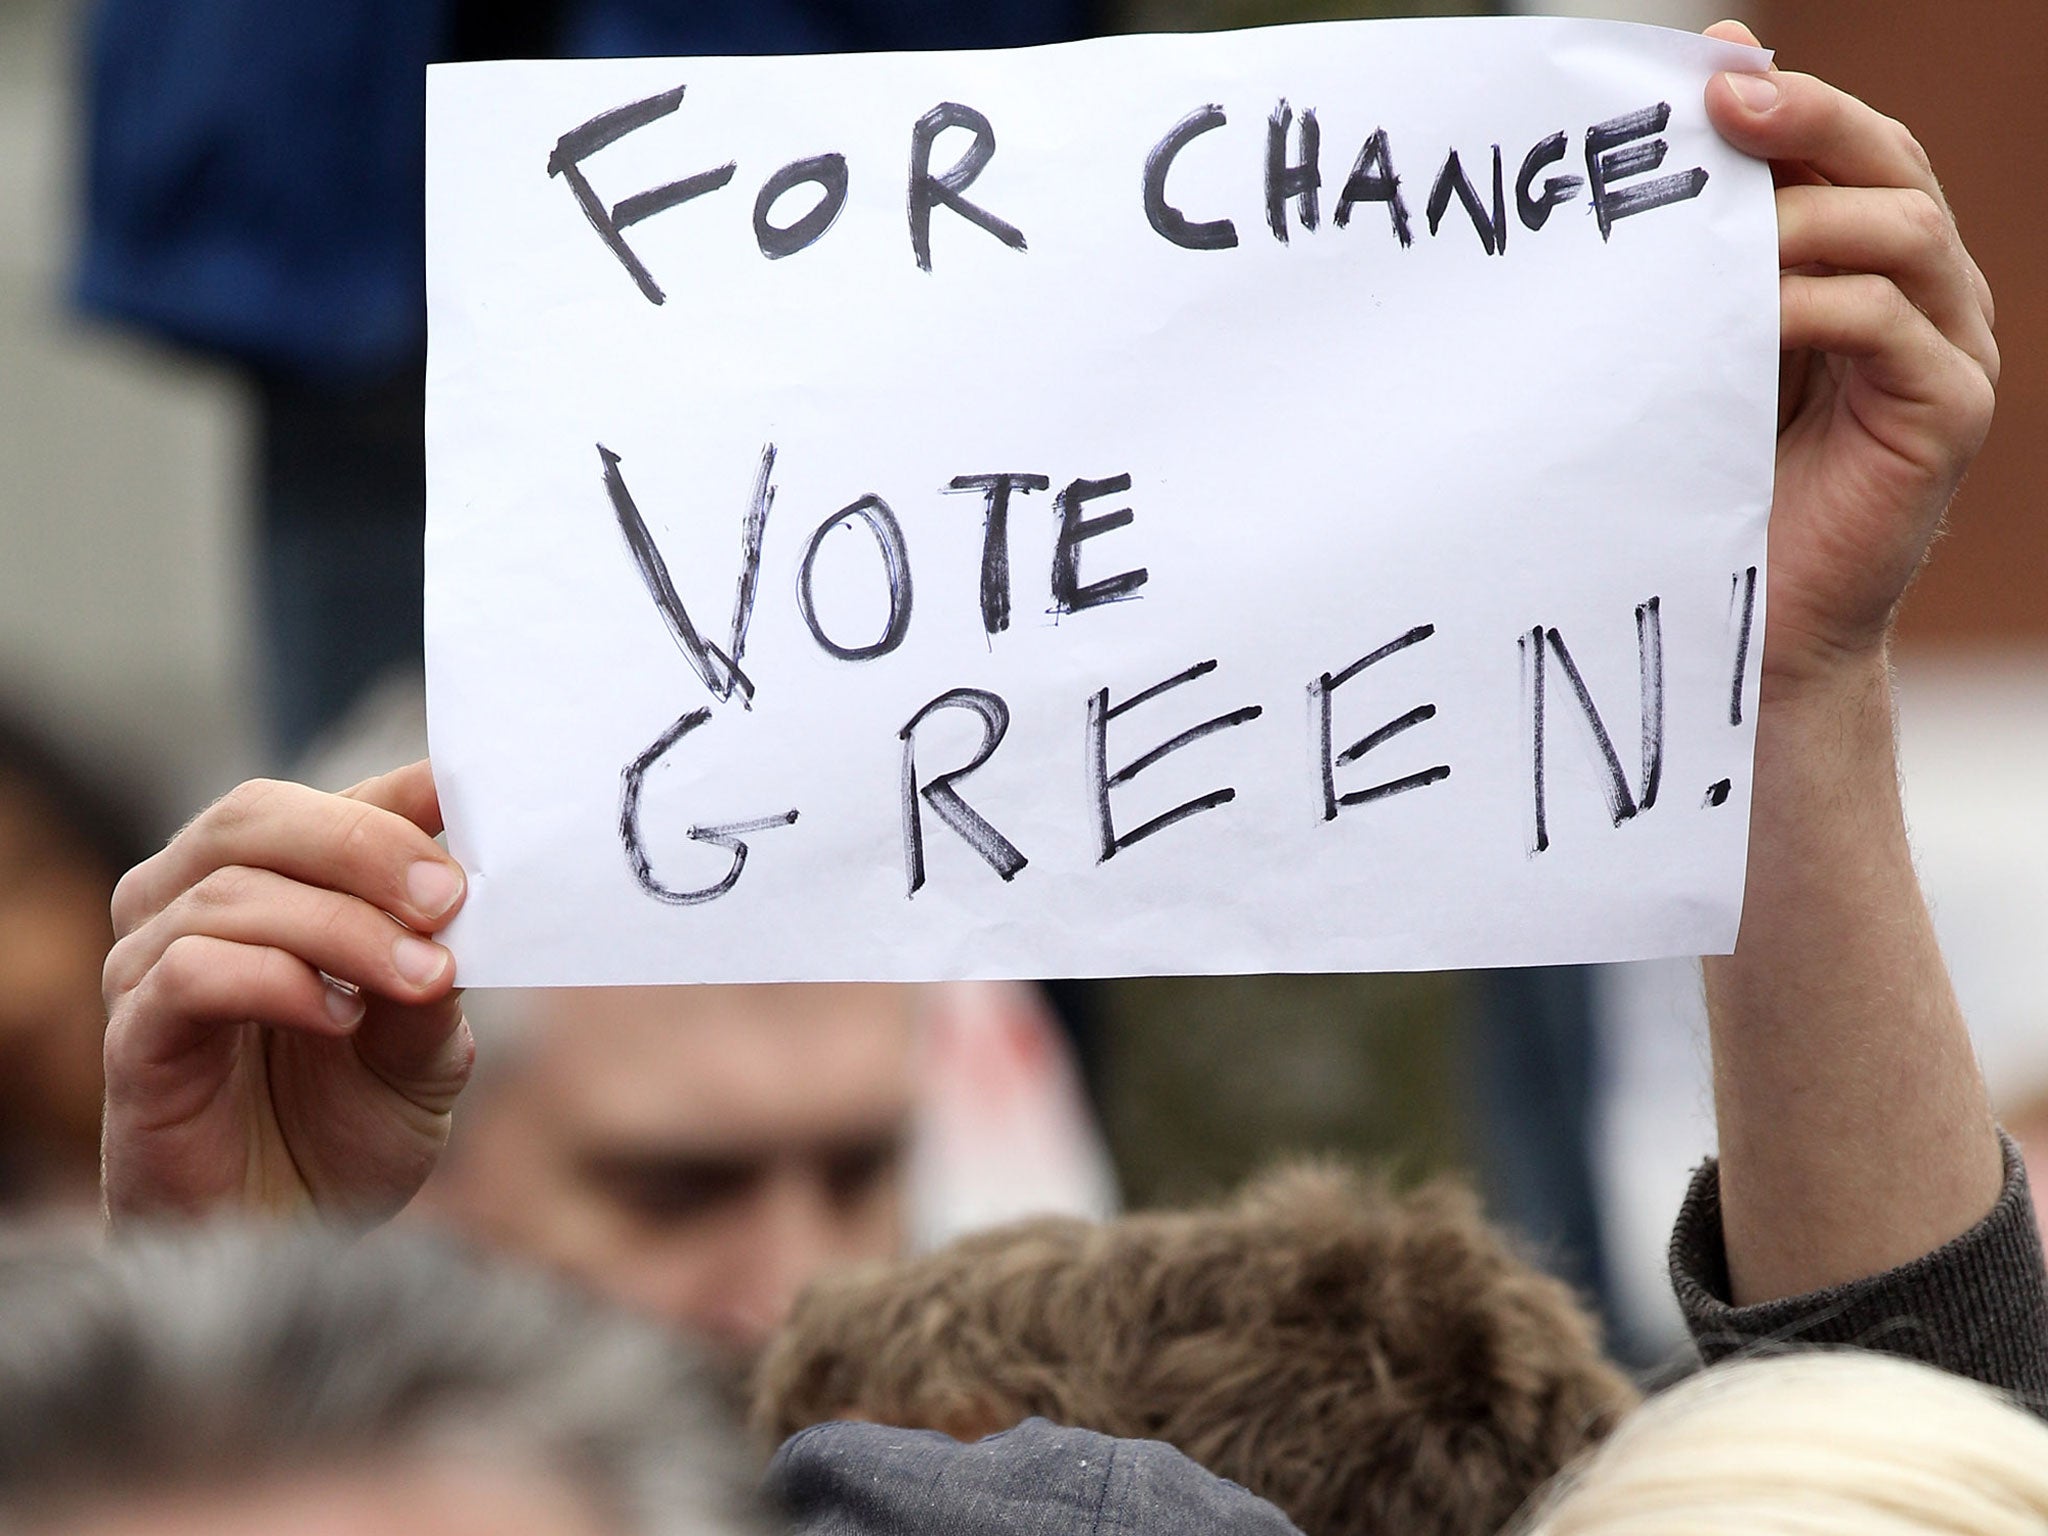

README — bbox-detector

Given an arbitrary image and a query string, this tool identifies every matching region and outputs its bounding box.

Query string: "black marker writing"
[545,96,1716,282]
[1706,566,1760,810]
[1426,144,1507,255]
[1586,103,1708,241]
[1523,597,1665,853]
[728,444,777,698]
[796,494,914,662]
[619,708,798,904]
[946,473,1050,636]
[909,102,1027,272]
[1333,128,1412,246]
[1728,564,1757,726]
[599,442,772,706]
[1515,131,1583,231]
[753,152,849,259]
[1266,100,1321,243]
[547,85,735,305]
[1053,473,1147,615]
[1309,624,1450,821]
[899,687,1028,895]
[1636,596,1665,812]
[1086,659,1263,861]
[1144,105,1239,252]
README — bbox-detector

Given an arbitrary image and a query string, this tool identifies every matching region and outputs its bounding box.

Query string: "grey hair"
[0,1222,774,1534]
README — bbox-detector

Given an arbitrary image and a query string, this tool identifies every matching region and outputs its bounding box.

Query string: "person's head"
[0,709,150,1211]
[423,983,919,1360]
[754,1161,1639,1536]
[1517,1351,2048,1536]
[0,1223,770,1536]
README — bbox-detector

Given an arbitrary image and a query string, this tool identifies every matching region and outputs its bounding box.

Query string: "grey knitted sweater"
[1669,1131,2048,1417]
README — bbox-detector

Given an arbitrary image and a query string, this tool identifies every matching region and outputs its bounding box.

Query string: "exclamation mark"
[1705,565,1758,808]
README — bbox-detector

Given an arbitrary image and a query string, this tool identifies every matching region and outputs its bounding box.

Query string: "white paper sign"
[425,17,1777,986]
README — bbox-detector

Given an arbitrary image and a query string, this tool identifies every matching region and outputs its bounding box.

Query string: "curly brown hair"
[753,1163,1638,1536]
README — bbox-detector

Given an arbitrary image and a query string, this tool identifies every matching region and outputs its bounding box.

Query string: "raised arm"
[1698,24,2004,1306]
[100,760,472,1222]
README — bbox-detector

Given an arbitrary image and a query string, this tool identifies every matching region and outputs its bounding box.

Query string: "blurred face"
[0,775,116,1206]
[48,1459,618,1536]
[427,984,916,1360]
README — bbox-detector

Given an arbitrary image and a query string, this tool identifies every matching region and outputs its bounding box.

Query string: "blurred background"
[2,0,2043,1373]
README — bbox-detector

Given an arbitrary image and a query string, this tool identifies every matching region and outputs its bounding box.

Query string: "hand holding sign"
[1699,21,1998,700]
[100,763,471,1222]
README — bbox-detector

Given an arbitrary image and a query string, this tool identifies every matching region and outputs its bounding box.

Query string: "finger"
[104,933,363,1084]
[1702,19,1762,50]
[1964,238,1995,334]
[1776,184,1999,382]
[112,778,465,940]
[354,1000,474,1117]
[104,865,456,1007]
[1698,24,1824,191]
[1706,68,1942,208]
[342,759,444,838]
[1781,271,1996,463]
[1705,44,1995,333]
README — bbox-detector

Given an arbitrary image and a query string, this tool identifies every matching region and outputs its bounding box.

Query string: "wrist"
[1756,632,1893,719]
[1745,647,1899,820]
[1719,639,1905,979]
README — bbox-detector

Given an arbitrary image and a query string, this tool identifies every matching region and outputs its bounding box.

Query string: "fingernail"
[393,934,450,988]
[406,859,465,919]
[1727,72,1780,112]
[324,980,367,1028]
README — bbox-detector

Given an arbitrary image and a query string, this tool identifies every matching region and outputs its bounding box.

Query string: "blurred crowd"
[2,0,2047,1533]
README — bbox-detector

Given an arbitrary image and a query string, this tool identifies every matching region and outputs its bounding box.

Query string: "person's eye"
[822,1138,904,1209]
[583,1157,755,1223]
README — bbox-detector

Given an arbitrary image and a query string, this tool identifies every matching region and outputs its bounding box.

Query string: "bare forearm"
[1705,654,2001,1305]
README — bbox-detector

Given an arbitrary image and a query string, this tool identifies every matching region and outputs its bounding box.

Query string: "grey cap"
[767,1417,1306,1536]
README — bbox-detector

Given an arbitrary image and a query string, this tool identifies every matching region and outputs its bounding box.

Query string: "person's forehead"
[517,983,919,1147]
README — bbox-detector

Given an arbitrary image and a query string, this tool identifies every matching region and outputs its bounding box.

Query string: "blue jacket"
[77,0,1089,381]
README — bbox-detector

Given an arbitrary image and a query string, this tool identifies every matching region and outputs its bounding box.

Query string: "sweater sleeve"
[1669,1130,2048,1418]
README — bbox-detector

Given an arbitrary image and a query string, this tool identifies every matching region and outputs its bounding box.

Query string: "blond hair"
[1520,1352,2048,1536]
